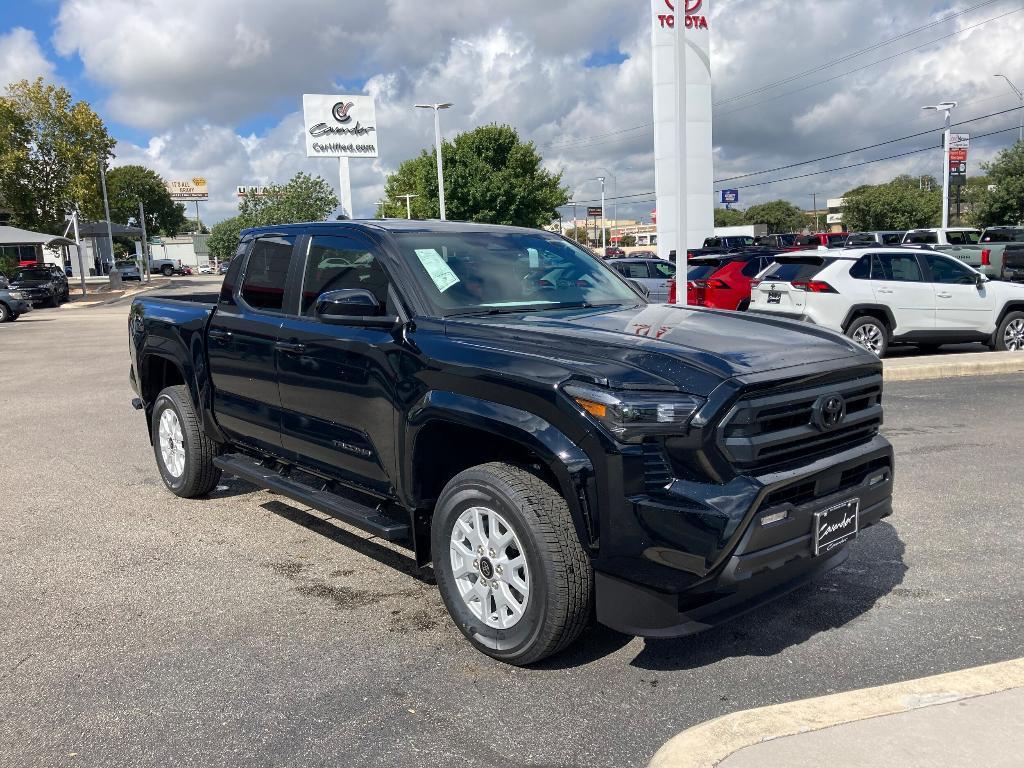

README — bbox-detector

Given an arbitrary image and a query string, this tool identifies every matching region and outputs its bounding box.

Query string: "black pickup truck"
[128,220,894,665]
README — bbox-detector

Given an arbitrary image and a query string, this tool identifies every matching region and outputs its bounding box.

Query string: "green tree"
[87,164,187,235]
[714,207,746,227]
[564,226,589,243]
[841,175,941,231]
[743,200,806,233]
[208,215,243,264]
[620,234,637,247]
[238,171,338,227]
[969,141,1024,226]
[0,77,115,232]
[377,124,569,227]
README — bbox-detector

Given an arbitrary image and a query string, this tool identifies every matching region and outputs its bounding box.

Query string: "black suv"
[10,264,70,307]
[129,220,894,665]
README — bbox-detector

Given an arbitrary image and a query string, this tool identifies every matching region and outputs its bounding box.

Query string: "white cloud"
[56,0,1024,226]
[0,27,56,89]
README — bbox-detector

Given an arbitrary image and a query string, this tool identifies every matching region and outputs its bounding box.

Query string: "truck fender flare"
[138,341,226,445]
[406,390,598,550]
[842,304,897,336]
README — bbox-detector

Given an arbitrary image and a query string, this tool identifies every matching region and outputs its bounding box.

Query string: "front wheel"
[151,385,221,497]
[0,303,9,323]
[995,312,1024,352]
[846,316,889,358]
[161,265,174,277]
[432,462,592,666]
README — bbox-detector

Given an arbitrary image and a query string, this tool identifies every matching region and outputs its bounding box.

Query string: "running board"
[214,453,410,542]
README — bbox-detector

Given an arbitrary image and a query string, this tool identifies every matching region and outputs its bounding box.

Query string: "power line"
[713,0,1003,107]
[714,104,1023,184]
[715,6,1024,118]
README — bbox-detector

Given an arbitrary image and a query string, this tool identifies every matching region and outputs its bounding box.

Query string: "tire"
[736,299,750,312]
[150,385,221,498]
[431,462,592,666]
[846,315,889,358]
[917,343,943,354]
[161,265,173,277]
[995,311,1024,352]
[0,302,9,322]
[46,293,59,308]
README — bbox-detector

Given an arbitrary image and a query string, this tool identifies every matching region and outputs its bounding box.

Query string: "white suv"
[748,247,1024,357]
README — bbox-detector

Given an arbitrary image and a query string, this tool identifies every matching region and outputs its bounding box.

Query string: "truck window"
[946,230,980,245]
[905,231,937,244]
[616,262,651,279]
[650,261,676,278]
[873,253,923,282]
[881,233,903,245]
[240,236,295,312]
[300,236,391,316]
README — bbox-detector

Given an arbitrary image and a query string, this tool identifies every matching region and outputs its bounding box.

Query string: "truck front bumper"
[593,435,894,637]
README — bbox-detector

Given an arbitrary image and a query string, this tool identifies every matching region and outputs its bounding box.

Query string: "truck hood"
[445,303,868,395]
[10,278,52,288]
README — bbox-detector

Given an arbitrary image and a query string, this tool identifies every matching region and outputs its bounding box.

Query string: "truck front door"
[275,232,403,496]
[207,234,297,453]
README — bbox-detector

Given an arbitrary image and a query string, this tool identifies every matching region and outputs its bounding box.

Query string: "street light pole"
[994,74,1024,143]
[414,103,453,220]
[923,101,958,229]
[397,193,418,219]
[598,176,606,253]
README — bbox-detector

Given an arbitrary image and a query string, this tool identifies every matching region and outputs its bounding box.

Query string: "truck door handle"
[275,341,306,354]
[936,292,953,299]
[208,329,232,341]
[877,288,894,294]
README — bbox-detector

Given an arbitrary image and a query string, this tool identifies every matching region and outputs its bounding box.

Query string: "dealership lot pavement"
[1,286,1022,768]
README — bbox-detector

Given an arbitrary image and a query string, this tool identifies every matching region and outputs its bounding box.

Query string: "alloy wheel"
[158,408,186,478]
[852,323,884,355]
[449,506,531,630]
[1005,319,1024,351]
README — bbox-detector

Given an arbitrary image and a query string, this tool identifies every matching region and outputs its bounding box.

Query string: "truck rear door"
[207,234,298,453]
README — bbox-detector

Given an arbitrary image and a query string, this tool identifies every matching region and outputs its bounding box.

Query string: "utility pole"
[414,103,452,219]
[99,158,116,275]
[599,176,606,253]
[397,194,418,219]
[995,75,1023,142]
[138,201,151,283]
[923,101,957,229]
[809,193,820,231]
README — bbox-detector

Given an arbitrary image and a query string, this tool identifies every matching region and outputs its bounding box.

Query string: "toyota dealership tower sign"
[651,0,713,297]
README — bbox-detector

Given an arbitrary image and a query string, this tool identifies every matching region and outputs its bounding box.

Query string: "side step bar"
[214,453,410,542]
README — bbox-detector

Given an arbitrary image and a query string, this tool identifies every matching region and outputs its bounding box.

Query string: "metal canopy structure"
[0,225,75,248]
[73,221,142,238]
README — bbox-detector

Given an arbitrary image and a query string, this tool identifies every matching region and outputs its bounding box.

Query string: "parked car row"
[0,263,71,322]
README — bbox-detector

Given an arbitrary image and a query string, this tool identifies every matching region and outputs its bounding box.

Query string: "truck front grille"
[718,372,883,474]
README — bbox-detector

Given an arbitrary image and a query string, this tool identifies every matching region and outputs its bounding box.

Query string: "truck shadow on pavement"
[544,522,907,671]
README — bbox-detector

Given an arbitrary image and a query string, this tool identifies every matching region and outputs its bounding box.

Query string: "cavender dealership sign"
[655,0,708,29]
[302,94,379,158]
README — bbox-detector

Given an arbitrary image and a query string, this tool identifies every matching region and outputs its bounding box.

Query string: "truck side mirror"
[314,289,397,328]
[976,273,987,289]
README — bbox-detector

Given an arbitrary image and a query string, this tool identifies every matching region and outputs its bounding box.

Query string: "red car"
[667,251,781,311]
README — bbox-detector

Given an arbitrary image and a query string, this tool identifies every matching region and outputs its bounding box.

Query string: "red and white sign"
[656,0,708,29]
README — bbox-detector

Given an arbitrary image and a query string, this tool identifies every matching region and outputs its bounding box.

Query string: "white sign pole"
[673,11,689,306]
[942,118,951,229]
[338,157,353,219]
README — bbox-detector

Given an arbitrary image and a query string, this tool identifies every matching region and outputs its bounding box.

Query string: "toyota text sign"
[302,94,379,159]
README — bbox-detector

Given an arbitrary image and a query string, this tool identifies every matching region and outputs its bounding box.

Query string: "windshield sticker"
[415,248,460,293]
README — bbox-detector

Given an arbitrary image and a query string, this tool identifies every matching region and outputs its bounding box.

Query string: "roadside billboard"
[166,178,209,201]
[302,94,379,158]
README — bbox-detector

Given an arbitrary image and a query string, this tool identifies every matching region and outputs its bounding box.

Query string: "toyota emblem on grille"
[814,394,847,431]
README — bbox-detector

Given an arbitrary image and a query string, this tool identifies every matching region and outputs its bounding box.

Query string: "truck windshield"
[391,231,641,315]
[15,269,50,281]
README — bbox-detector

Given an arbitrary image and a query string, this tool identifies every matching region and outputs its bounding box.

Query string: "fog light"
[868,471,889,487]
[761,510,788,526]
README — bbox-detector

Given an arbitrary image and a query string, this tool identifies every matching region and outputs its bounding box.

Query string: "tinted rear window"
[687,260,725,280]
[982,230,1024,243]
[881,233,904,245]
[762,258,829,282]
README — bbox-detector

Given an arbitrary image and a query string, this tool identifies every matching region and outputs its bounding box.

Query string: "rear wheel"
[846,315,889,358]
[995,312,1024,352]
[161,265,174,277]
[432,462,592,666]
[151,385,221,497]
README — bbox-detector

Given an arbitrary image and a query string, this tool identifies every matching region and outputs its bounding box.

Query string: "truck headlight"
[563,384,705,442]
[9,291,25,300]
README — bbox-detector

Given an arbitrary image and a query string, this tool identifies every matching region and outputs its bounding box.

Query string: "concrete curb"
[648,657,1024,768]
[883,351,1024,382]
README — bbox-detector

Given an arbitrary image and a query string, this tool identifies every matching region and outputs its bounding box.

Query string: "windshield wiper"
[450,301,630,318]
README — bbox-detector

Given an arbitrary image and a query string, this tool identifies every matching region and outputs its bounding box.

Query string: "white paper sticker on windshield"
[415,248,460,293]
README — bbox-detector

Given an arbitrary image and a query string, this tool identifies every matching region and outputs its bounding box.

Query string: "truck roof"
[241,219,551,238]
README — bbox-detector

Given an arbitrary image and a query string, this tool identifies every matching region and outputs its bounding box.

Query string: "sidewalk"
[882,350,1024,381]
[649,658,1024,768]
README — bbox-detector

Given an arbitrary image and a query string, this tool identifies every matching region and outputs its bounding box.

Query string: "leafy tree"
[377,124,569,227]
[969,142,1024,226]
[714,207,746,227]
[238,171,337,227]
[565,226,589,243]
[0,77,115,232]
[743,200,806,234]
[178,217,211,234]
[620,234,637,247]
[85,164,186,235]
[208,216,243,264]
[841,175,941,231]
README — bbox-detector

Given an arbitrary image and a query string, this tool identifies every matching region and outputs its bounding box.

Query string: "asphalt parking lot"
[1,284,1022,768]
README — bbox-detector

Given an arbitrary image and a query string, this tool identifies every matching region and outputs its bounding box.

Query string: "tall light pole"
[922,101,958,229]
[809,193,820,232]
[598,168,618,246]
[98,158,116,275]
[397,193,418,219]
[598,176,606,253]
[994,75,1023,143]
[414,103,452,220]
